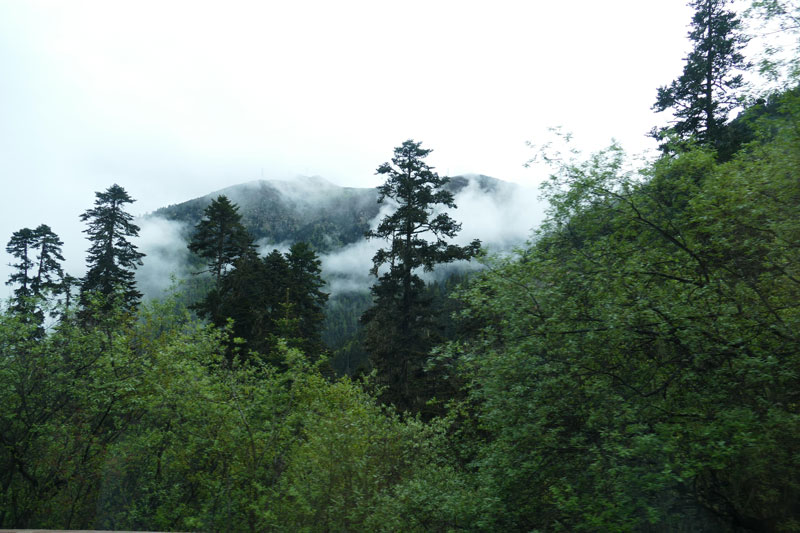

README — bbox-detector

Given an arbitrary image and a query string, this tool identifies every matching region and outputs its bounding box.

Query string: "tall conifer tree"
[362,140,480,412]
[5,228,36,309]
[30,225,65,297]
[6,225,65,320]
[80,184,145,311]
[652,0,748,148]
[198,244,329,362]
[286,242,329,356]
[188,195,255,283]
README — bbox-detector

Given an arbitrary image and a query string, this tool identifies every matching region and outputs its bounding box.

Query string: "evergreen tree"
[187,195,255,283]
[80,184,145,312]
[5,225,65,319]
[652,0,748,148]
[199,244,329,363]
[30,225,65,297]
[362,140,480,412]
[59,274,81,317]
[286,242,329,357]
[259,249,294,354]
[203,252,273,354]
[5,228,36,309]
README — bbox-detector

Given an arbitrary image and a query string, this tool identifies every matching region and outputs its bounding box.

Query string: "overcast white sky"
[1,0,702,291]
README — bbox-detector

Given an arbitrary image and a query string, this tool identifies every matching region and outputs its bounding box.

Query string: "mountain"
[153,176,377,253]
[151,174,516,253]
[140,173,537,375]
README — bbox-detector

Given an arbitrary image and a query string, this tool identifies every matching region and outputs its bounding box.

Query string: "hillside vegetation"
[2,1,800,530]
[153,174,509,253]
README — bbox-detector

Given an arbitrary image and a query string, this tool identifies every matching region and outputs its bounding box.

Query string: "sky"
[0,0,707,296]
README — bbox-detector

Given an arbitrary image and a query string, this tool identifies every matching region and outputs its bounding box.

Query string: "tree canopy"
[447,91,800,530]
[362,139,480,412]
[79,184,144,312]
[188,195,255,283]
[3,16,800,528]
[652,0,748,149]
[6,225,65,325]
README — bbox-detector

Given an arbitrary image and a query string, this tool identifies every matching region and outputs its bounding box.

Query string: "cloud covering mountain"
[135,174,547,298]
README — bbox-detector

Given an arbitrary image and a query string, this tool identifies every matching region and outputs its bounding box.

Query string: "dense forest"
[3,1,800,530]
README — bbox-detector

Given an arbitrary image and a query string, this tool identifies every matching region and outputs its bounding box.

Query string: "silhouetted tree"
[5,228,36,311]
[200,244,329,364]
[30,225,65,297]
[188,195,255,284]
[80,184,145,312]
[6,225,65,321]
[286,242,329,357]
[652,0,748,149]
[362,140,480,412]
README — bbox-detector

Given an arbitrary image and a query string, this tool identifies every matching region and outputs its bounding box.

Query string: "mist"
[0,0,701,302]
[1,173,547,305]
[134,216,193,299]
[447,175,546,248]
[318,175,546,296]
[129,174,548,302]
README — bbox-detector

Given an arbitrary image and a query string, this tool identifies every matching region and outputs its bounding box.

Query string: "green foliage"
[188,196,328,362]
[285,242,330,356]
[197,252,282,356]
[187,194,256,283]
[0,294,147,528]
[322,290,373,376]
[196,244,329,363]
[272,372,437,530]
[3,72,799,533]
[80,184,145,312]
[5,228,36,302]
[5,225,65,322]
[747,0,800,89]
[450,92,800,530]
[29,225,65,297]
[0,286,456,531]
[653,0,748,149]
[363,140,481,413]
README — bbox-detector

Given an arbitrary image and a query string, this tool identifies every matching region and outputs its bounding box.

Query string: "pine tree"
[286,242,329,357]
[187,195,255,284]
[652,0,748,148]
[80,184,145,312]
[362,140,480,412]
[30,225,65,297]
[200,244,329,363]
[6,228,36,314]
[260,249,293,354]
[59,274,81,316]
[5,225,65,319]
[202,252,273,354]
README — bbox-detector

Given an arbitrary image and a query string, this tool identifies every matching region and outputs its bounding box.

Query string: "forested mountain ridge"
[5,92,799,530]
[152,174,512,253]
[4,1,800,529]
[147,173,515,376]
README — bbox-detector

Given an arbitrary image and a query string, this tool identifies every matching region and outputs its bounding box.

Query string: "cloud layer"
[318,175,547,295]
[134,216,193,299]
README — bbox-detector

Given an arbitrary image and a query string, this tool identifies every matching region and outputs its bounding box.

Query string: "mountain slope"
[141,173,536,375]
[152,174,516,253]
[153,176,377,252]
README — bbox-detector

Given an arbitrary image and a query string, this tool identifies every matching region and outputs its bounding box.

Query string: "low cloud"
[256,239,293,257]
[447,176,546,249]
[319,176,547,295]
[321,238,383,295]
[319,200,395,295]
[134,216,192,299]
